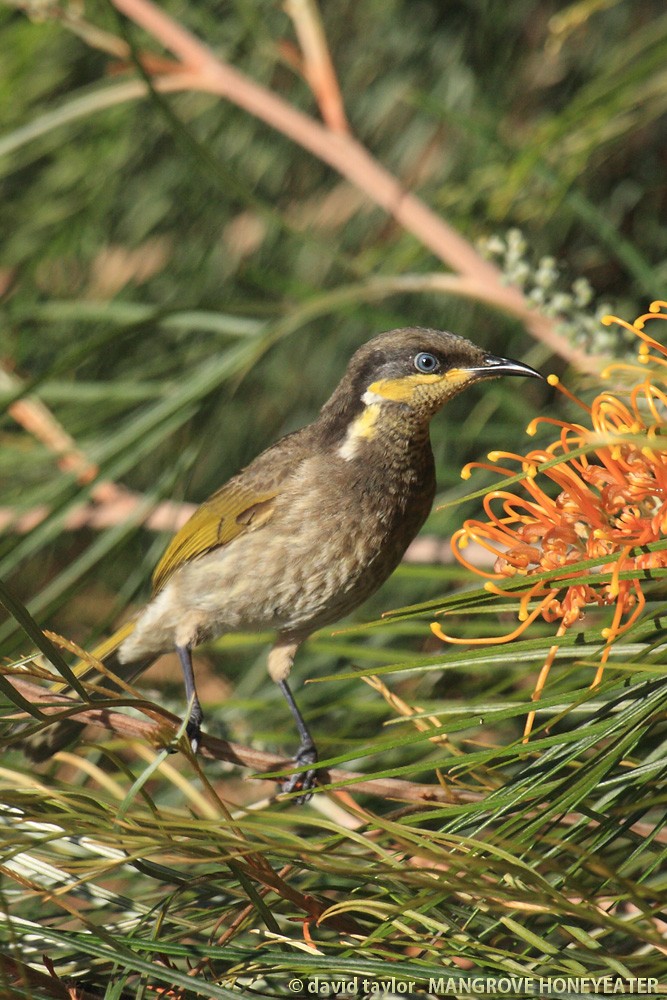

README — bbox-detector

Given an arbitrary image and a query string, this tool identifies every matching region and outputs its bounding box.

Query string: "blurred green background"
[2,1,667,992]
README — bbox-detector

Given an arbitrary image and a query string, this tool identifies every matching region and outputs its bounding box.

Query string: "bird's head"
[321,327,543,432]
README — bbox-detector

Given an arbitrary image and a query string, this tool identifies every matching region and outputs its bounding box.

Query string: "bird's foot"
[167,707,204,754]
[186,715,203,754]
[281,743,319,804]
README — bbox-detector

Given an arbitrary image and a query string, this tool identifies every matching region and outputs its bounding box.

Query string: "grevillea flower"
[431,301,667,735]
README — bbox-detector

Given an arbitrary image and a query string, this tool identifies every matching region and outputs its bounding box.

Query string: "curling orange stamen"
[431,594,553,646]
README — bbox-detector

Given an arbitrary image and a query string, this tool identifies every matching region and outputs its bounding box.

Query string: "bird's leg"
[278,678,318,801]
[268,639,318,801]
[176,644,204,752]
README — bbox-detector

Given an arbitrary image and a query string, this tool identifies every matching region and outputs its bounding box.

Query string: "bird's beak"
[465,354,544,381]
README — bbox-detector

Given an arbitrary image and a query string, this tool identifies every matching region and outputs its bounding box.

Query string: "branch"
[0,955,103,1000]
[7,677,481,806]
[0,490,195,535]
[8,678,666,844]
[109,0,600,373]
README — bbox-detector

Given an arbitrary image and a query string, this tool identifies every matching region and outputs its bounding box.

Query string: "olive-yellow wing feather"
[152,483,278,593]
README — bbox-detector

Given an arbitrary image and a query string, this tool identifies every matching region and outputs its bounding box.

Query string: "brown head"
[319,327,542,431]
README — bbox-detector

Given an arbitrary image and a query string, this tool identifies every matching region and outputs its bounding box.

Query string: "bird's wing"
[152,482,279,593]
[150,430,311,594]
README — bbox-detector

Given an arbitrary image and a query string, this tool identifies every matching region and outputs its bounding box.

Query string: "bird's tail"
[18,619,151,762]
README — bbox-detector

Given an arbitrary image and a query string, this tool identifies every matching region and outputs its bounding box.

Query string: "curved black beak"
[470,354,544,381]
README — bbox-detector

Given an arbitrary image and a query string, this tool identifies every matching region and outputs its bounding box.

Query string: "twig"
[1,368,95,484]
[284,0,349,133]
[0,493,195,535]
[0,954,103,1000]
[1,366,125,508]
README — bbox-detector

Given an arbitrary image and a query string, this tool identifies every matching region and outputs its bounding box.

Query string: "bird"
[22,327,542,798]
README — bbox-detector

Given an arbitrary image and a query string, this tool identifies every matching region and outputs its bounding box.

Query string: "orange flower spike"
[592,394,640,434]
[602,359,654,379]
[481,491,548,530]
[644,352,667,369]
[544,468,604,524]
[436,305,667,733]
[595,592,628,685]
[519,476,563,515]
[486,450,541,482]
[608,543,634,599]
[503,544,543,569]
[523,622,568,740]
[598,441,643,484]
[518,587,541,622]
[602,302,667,356]
[483,579,524,598]
[525,415,589,441]
[463,518,526,551]
[461,449,567,520]
[557,422,592,461]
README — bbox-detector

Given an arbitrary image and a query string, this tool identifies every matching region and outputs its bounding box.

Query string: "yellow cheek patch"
[353,401,381,438]
[441,368,480,390]
[367,373,443,402]
[338,403,381,460]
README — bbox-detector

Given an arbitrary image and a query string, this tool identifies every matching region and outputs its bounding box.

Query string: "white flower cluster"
[480,228,628,354]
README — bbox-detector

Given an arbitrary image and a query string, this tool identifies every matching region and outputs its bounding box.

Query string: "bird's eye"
[414,352,440,374]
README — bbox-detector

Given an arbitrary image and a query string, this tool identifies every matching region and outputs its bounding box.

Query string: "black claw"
[281,744,319,803]
[186,716,202,754]
[166,712,203,754]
